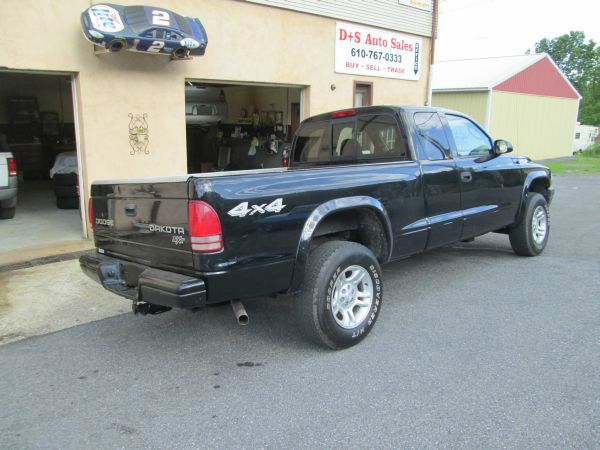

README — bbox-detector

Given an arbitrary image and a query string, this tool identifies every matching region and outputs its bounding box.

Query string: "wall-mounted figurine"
[128,113,149,155]
[81,4,208,60]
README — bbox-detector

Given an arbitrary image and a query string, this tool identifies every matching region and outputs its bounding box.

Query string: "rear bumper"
[80,252,206,309]
[0,188,16,203]
[0,176,17,202]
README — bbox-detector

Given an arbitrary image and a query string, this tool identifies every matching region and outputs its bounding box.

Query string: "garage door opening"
[0,71,86,264]
[184,81,303,173]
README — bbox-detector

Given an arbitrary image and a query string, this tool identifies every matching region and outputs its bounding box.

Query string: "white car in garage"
[0,151,17,219]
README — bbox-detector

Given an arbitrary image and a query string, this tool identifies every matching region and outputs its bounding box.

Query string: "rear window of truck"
[293,114,409,164]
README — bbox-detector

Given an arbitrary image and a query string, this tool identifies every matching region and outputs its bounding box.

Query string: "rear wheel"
[0,207,16,219]
[295,241,383,349]
[171,47,190,59]
[509,193,549,256]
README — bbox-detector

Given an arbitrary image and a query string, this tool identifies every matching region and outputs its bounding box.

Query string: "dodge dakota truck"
[80,105,554,349]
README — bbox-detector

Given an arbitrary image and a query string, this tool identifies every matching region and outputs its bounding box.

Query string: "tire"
[509,193,549,256]
[56,197,80,210]
[295,241,383,349]
[53,173,78,186]
[0,207,16,219]
[0,196,17,209]
[107,39,126,52]
[171,47,190,59]
[54,185,78,198]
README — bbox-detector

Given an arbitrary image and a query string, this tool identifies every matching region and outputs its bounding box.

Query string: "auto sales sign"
[335,22,423,81]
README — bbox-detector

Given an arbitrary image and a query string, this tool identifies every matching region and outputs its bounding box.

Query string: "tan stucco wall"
[489,91,579,161]
[431,91,488,127]
[0,0,431,235]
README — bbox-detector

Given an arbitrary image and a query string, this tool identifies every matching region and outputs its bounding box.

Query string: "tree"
[533,31,600,126]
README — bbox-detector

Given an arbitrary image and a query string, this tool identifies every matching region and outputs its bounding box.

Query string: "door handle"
[460,171,473,183]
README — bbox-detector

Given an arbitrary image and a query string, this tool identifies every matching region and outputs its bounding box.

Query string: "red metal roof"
[493,56,580,99]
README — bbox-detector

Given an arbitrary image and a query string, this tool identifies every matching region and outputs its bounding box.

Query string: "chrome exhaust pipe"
[231,300,249,325]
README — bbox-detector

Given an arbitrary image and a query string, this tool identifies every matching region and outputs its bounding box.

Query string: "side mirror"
[494,139,513,155]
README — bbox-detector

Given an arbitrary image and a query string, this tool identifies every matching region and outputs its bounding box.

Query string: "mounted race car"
[81,4,208,59]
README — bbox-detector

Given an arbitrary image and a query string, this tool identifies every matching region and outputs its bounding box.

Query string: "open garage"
[0,71,85,262]
[185,82,302,173]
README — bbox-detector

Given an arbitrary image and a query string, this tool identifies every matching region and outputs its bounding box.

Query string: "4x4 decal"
[227,198,286,218]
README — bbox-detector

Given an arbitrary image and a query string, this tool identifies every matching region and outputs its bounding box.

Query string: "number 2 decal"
[228,198,286,218]
[152,10,170,26]
[147,40,165,52]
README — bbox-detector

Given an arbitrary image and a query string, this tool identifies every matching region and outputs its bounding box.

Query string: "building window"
[354,82,372,107]
[575,132,581,139]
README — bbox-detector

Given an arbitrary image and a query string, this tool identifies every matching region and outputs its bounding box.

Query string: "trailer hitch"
[132,301,172,316]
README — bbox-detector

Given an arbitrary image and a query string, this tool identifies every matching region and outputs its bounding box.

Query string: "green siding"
[489,91,579,160]
[432,91,488,127]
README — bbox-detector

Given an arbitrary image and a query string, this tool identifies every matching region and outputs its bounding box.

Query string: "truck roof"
[302,105,473,127]
[302,105,454,124]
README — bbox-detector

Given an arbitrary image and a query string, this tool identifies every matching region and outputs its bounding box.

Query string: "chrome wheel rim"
[531,205,548,245]
[331,265,373,329]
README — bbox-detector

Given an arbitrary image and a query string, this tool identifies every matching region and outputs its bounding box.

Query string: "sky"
[436,0,600,61]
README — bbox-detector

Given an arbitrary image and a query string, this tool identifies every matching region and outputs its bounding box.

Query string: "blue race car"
[81,4,208,59]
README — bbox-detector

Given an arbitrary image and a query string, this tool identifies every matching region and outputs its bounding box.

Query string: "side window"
[142,29,182,40]
[356,115,409,160]
[165,31,182,40]
[143,28,165,39]
[292,121,330,163]
[332,121,357,159]
[446,114,492,157]
[414,112,451,160]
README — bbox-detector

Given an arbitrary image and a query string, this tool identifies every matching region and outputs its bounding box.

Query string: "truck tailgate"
[91,181,193,271]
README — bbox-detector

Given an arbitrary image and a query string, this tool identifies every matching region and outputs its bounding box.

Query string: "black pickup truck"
[80,105,554,349]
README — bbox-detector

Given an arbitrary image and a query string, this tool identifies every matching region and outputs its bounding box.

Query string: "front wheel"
[106,39,126,52]
[509,192,549,256]
[295,241,383,349]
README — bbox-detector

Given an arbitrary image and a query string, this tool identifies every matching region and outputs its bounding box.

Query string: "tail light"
[281,147,290,168]
[188,200,223,253]
[7,157,17,177]
[88,198,95,232]
[331,109,356,119]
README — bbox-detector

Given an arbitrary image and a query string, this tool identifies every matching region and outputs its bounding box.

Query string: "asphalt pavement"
[1,175,599,449]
